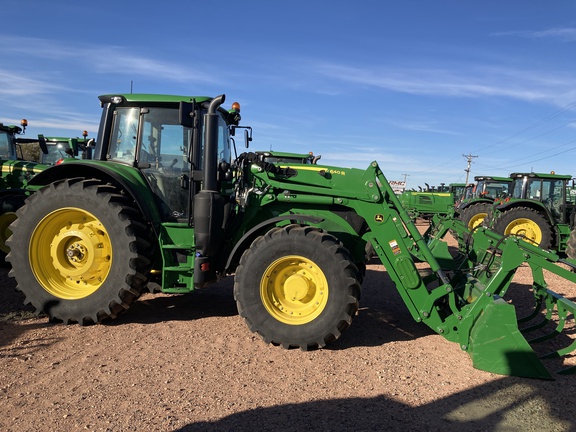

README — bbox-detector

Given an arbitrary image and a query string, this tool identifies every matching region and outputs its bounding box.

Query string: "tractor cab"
[448,182,467,206]
[0,120,27,161]
[472,176,512,200]
[92,94,241,223]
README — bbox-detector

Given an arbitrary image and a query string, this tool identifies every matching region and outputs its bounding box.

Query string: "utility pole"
[401,173,410,191]
[462,154,478,185]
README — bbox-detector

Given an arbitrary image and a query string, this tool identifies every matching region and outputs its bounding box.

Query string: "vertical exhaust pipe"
[194,95,226,287]
[202,94,225,191]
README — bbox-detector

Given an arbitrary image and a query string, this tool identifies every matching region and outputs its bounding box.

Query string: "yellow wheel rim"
[504,218,542,246]
[261,255,328,325]
[0,211,17,254]
[468,212,487,230]
[30,207,112,299]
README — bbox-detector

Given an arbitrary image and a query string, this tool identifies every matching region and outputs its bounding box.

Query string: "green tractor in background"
[487,171,576,257]
[456,175,513,230]
[40,131,94,165]
[7,93,576,379]
[448,182,468,206]
[0,119,49,261]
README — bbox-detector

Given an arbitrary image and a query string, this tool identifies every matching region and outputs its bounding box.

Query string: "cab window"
[108,107,139,164]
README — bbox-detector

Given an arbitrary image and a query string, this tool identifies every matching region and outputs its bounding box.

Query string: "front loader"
[7,93,576,379]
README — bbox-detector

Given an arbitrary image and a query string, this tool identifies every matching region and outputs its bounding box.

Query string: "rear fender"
[26,162,164,233]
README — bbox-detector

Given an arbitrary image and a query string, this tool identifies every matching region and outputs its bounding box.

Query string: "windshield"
[475,180,511,199]
[42,143,71,165]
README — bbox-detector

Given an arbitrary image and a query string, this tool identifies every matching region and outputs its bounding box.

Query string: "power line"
[492,139,576,171]
[472,98,576,155]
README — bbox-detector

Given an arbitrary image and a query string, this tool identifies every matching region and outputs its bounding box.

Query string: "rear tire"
[492,207,553,249]
[6,178,153,324]
[458,202,492,231]
[234,224,361,350]
[566,229,576,260]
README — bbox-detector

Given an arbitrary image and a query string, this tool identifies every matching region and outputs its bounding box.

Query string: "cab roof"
[510,172,572,180]
[98,94,212,105]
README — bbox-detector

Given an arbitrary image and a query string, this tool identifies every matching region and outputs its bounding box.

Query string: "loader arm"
[355,162,576,378]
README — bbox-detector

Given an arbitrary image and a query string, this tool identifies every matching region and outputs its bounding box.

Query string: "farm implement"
[6,93,576,379]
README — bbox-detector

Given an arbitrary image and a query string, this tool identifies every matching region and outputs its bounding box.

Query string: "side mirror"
[244,129,252,148]
[179,102,195,128]
[38,134,48,155]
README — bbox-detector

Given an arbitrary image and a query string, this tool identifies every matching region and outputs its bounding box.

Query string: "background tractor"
[456,175,513,230]
[487,172,576,257]
[0,119,49,261]
[7,93,576,379]
[448,182,468,206]
[39,132,94,165]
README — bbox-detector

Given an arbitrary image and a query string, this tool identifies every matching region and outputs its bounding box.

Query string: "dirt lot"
[1,228,576,432]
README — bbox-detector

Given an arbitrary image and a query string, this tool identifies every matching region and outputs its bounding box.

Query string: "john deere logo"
[374,214,384,222]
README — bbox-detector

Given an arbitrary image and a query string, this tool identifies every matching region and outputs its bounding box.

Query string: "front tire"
[492,207,553,249]
[6,178,153,324]
[234,224,361,350]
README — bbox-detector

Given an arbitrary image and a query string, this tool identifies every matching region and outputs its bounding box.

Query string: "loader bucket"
[447,226,576,378]
[467,298,552,379]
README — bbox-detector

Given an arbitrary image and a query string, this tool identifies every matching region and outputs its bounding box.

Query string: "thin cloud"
[0,69,62,96]
[310,62,576,105]
[0,35,220,84]
[492,27,576,42]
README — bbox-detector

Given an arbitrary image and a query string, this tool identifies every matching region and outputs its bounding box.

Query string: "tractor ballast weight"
[7,93,576,379]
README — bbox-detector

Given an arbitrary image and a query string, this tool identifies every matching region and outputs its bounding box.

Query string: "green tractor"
[487,172,576,256]
[40,132,93,165]
[7,93,576,379]
[456,175,513,230]
[448,182,468,206]
[0,119,49,260]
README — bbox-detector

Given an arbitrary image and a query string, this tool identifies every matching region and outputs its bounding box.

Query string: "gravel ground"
[1,228,576,432]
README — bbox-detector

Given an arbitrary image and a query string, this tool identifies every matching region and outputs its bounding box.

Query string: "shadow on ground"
[173,374,573,431]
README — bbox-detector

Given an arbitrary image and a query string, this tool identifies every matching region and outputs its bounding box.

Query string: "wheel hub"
[284,273,310,301]
[505,218,541,245]
[30,208,112,300]
[261,255,328,325]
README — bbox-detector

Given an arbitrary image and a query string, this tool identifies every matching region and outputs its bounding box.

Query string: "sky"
[1,1,576,190]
